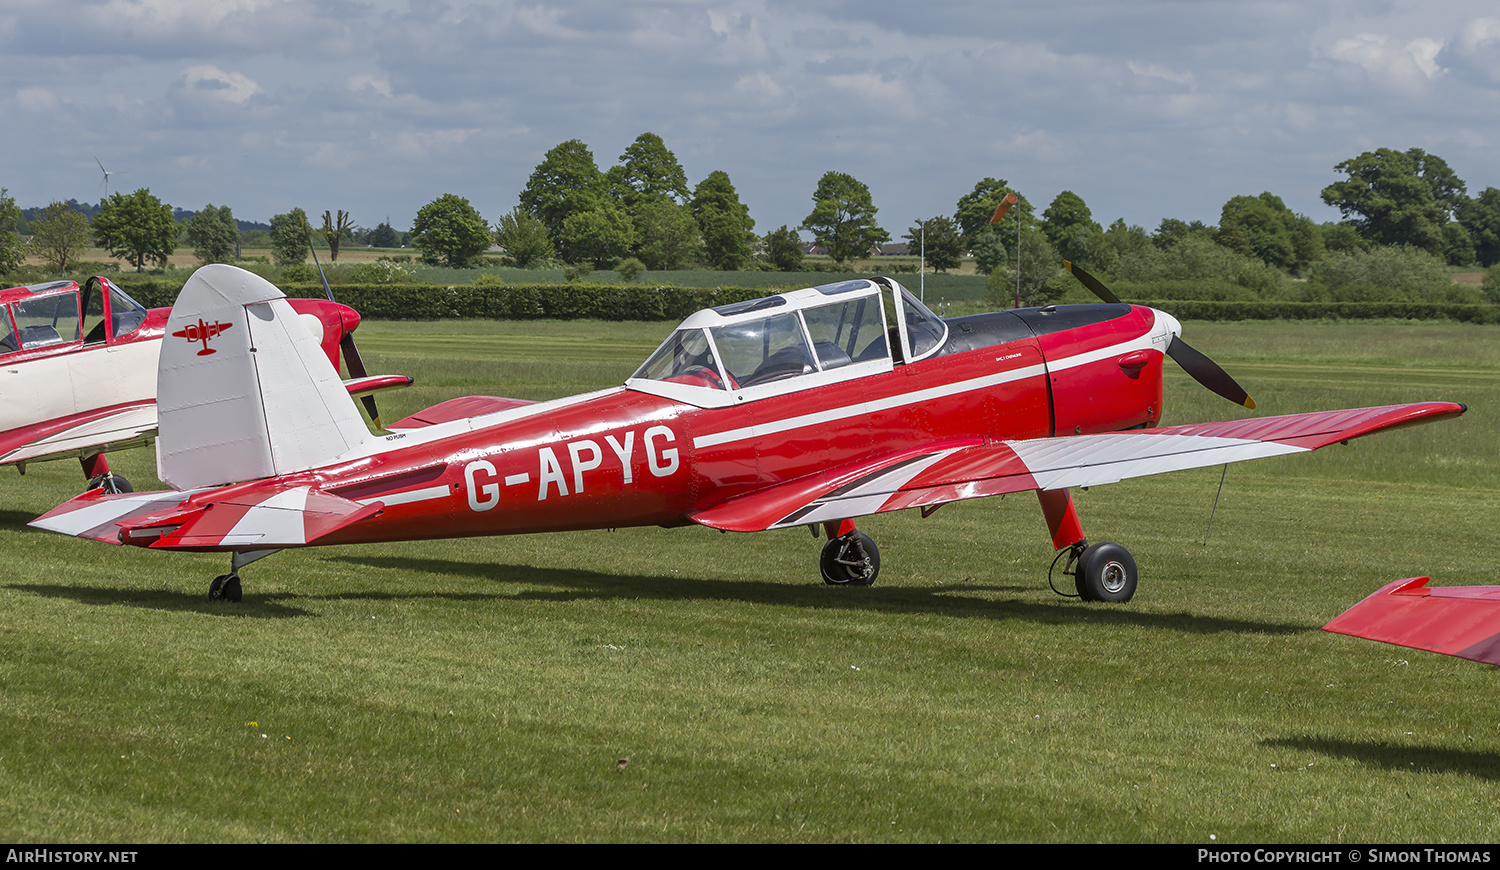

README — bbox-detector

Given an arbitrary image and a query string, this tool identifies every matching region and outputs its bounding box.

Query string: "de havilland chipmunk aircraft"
[31,263,1465,603]
[0,272,408,493]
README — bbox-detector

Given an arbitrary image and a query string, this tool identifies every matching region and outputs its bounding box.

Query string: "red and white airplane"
[1325,578,1500,667]
[31,264,1465,603]
[0,271,406,493]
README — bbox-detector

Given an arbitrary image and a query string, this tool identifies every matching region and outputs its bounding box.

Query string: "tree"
[691,170,755,270]
[32,201,91,272]
[609,132,690,211]
[321,209,354,262]
[556,199,635,269]
[1040,190,1100,255]
[493,207,554,268]
[1457,187,1500,267]
[633,200,700,270]
[903,216,962,272]
[1321,148,1466,256]
[955,177,1035,255]
[1153,218,1213,250]
[801,171,888,264]
[269,208,311,266]
[762,225,805,271]
[411,194,491,267]
[0,189,24,273]
[92,189,176,271]
[183,204,238,265]
[369,221,400,249]
[520,139,605,240]
[985,229,1065,307]
[1218,192,1320,273]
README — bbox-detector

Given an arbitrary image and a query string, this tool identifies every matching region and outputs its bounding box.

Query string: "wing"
[0,401,157,467]
[1324,577,1500,666]
[691,402,1465,532]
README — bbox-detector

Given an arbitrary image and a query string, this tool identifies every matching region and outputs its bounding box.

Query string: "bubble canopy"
[627,278,948,408]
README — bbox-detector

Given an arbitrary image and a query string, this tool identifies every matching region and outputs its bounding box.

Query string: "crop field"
[0,317,1496,843]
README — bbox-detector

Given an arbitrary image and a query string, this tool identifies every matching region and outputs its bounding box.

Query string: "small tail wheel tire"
[820,530,880,586]
[1075,542,1137,603]
[209,574,243,603]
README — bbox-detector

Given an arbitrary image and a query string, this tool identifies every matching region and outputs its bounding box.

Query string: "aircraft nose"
[1150,308,1181,345]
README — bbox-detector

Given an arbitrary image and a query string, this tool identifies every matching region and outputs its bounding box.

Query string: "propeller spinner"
[1063,260,1255,410]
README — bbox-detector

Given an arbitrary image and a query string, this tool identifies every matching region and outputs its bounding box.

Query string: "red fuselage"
[225,303,1165,548]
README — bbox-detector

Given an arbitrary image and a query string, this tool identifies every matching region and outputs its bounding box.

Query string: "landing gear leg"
[819,519,880,586]
[206,549,281,603]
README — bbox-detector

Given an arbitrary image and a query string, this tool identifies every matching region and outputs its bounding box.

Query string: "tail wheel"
[820,531,880,586]
[1075,542,1137,603]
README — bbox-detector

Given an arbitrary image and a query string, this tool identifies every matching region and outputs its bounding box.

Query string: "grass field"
[0,317,1496,843]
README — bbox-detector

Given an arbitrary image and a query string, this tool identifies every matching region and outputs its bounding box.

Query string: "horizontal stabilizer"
[31,482,383,550]
[344,375,415,399]
[1324,577,1500,666]
[692,402,1466,533]
[386,395,537,430]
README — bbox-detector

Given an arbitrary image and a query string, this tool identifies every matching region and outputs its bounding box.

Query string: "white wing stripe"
[1009,434,1307,490]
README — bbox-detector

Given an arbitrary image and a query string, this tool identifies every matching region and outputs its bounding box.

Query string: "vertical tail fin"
[156,265,376,490]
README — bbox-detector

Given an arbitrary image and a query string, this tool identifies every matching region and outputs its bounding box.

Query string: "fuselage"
[241,300,1171,549]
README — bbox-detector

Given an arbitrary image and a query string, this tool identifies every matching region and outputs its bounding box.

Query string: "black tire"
[820,531,880,586]
[86,474,133,495]
[209,574,243,603]
[1075,542,1137,603]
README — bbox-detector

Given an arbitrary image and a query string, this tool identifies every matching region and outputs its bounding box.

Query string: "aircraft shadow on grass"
[326,554,1309,637]
[5,583,313,619]
[1263,736,1500,780]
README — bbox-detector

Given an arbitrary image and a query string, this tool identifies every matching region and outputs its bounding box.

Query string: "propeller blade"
[1167,335,1256,410]
[989,192,1018,225]
[304,216,383,428]
[1062,260,1120,304]
[341,331,383,428]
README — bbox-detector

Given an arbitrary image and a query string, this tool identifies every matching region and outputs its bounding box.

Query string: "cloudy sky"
[3,0,1499,239]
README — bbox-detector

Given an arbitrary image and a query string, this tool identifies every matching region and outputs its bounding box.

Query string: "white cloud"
[175,65,264,104]
[1326,32,1446,92]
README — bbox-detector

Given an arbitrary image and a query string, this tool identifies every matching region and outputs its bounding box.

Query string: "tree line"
[5,141,1500,305]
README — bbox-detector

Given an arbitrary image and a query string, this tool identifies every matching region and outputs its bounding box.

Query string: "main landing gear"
[818,520,880,586]
[1039,488,1138,603]
[206,549,280,603]
[80,454,131,495]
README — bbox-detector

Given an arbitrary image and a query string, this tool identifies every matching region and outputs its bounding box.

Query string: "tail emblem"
[172,318,234,356]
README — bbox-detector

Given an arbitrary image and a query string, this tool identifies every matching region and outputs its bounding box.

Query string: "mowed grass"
[1,318,1497,843]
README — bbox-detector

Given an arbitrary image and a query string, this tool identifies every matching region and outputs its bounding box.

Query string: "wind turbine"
[95,157,124,198]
